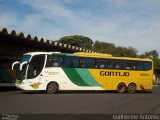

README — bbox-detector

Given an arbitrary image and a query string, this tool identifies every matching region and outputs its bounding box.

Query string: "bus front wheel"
[46,82,59,94]
[127,83,136,94]
[117,83,126,93]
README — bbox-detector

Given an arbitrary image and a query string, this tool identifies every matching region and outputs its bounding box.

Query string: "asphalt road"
[0,86,160,115]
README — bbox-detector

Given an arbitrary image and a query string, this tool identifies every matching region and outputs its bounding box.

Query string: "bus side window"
[54,57,62,67]
[106,60,111,69]
[125,62,132,70]
[93,60,98,68]
[144,62,152,70]
[112,60,120,69]
[46,56,52,67]
[80,59,84,68]
[46,56,62,67]
[52,59,58,67]
[72,58,79,68]
[137,62,143,70]
[80,59,94,68]
[63,57,71,68]
[132,62,137,70]
[120,61,125,69]
[98,60,105,69]
[84,59,94,68]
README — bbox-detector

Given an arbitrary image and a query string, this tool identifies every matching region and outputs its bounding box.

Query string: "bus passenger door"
[26,55,46,90]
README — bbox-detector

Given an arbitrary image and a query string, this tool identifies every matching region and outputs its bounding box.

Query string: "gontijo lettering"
[100,71,129,76]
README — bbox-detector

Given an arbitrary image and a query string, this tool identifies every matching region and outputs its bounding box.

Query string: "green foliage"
[93,41,116,54]
[153,58,160,69]
[93,41,138,57]
[139,50,160,70]
[58,35,159,70]
[58,35,93,50]
[139,50,158,59]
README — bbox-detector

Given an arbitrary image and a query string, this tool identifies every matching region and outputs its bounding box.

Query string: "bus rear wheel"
[117,83,126,93]
[127,83,136,94]
[46,82,59,94]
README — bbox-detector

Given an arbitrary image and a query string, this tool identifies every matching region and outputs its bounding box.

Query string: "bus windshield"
[16,55,31,80]
[16,55,45,80]
[21,55,31,63]
[27,55,45,79]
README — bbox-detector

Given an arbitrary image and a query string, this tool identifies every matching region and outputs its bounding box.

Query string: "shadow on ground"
[20,90,152,95]
[0,87,20,92]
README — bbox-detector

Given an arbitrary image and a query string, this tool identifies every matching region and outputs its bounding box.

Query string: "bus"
[0,57,18,87]
[12,52,153,94]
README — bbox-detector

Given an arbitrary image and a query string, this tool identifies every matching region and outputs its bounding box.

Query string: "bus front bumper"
[15,80,26,90]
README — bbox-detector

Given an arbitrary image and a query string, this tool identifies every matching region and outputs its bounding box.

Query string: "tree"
[139,50,158,59]
[115,46,137,57]
[93,41,138,57]
[58,35,93,50]
[153,58,160,69]
[93,41,116,54]
[139,50,160,70]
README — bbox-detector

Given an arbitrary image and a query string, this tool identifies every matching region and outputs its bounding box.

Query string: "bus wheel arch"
[127,83,137,94]
[46,82,59,94]
[117,82,126,93]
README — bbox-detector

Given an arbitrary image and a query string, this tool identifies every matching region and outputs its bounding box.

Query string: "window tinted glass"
[80,58,94,68]
[93,59,98,68]
[144,62,152,70]
[46,56,79,68]
[72,58,79,68]
[112,60,121,69]
[136,62,143,70]
[98,60,105,68]
[45,55,152,71]
[27,55,45,79]
[63,57,71,67]
[21,55,31,62]
[85,59,94,68]
[106,60,111,69]
[125,61,132,70]
[46,55,62,67]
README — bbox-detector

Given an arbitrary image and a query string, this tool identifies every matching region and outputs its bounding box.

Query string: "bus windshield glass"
[16,63,27,80]
[21,55,31,63]
[16,55,31,80]
[27,55,45,79]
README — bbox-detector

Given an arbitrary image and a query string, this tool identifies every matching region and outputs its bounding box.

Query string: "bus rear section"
[88,59,153,93]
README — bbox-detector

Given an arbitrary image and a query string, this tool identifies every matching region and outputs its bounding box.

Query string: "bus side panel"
[88,69,113,90]
[89,69,153,91]
[61,68,103,90]
[0,69,16,86]
[139,70,153,90]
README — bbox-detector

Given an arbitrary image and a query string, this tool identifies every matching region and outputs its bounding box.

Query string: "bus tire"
[46,82,59,94]
[127,83,136,94]
[117,83,126,93]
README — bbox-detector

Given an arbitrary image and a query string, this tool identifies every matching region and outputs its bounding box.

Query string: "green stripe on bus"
[63,68,88,86]
[52,53,79,57]
[74,69,99,86]
[63,68,99,86]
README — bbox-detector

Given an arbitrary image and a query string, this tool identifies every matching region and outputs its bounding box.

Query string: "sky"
[0,0,160,55]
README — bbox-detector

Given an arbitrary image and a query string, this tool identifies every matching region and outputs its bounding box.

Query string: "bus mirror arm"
[12,61,20,70]
[20,61,28,71]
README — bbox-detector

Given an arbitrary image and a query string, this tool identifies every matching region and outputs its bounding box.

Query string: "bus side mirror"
[20,61,28,71]
[12,61,20,70]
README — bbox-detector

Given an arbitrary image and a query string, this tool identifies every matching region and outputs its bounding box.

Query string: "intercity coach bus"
[12,52,153,94]
[0,57,17,87]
